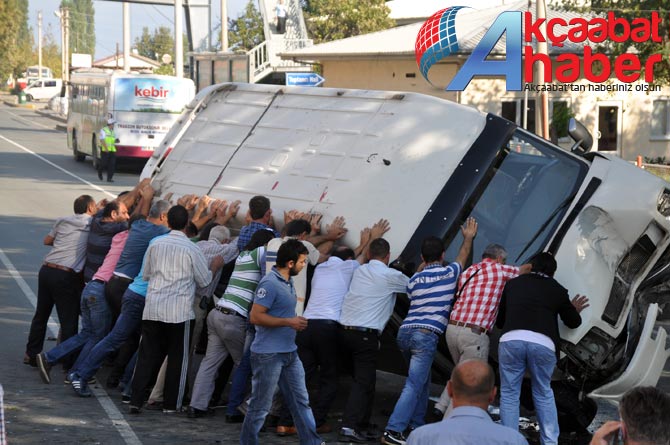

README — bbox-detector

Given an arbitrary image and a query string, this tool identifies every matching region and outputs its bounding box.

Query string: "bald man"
[407,360,527,445]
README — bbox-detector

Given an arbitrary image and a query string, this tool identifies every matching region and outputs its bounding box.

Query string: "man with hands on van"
[98,118,117,183]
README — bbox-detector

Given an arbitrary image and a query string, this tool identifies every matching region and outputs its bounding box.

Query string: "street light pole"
[221,0,228,51]
[536,0,550,139]
[123,2,130,72]
[38,11,43,79]
[175,0,183,77]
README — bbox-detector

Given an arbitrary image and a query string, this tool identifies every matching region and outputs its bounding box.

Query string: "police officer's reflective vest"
[100,126,116,153]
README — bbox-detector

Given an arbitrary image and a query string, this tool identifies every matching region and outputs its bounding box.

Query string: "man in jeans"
[434,243,530,418]
[383,219,477,445]
[240,239,323,445]
[496,253,589,445]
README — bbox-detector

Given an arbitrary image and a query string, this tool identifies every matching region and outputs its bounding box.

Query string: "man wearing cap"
[98,118,117,182]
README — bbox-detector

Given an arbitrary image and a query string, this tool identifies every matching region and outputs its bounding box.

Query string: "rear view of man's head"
[619,386,670,445]
[447,359,496,410]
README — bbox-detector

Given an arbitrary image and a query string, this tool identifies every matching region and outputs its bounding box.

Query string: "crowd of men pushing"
[24,180,670,445]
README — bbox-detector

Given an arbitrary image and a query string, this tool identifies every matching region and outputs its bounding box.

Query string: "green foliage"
[0,0,24,80]
[62,0,95,57]
[154,64,175,76]
[303,0,394,44]
[135,26,175,61]
[227,0,264,51]
[556,0,670,85]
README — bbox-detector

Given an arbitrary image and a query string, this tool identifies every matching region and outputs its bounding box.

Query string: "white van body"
[141,83,670,430]
[24,78,63,101]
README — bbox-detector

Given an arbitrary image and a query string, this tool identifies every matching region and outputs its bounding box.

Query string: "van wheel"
[26,94,33,102]
[72,132,85,162]
[92,137,100,169]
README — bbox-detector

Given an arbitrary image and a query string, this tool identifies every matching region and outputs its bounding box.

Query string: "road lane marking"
[0,134,116,199]
[3,109,53,130]
[0,248,142,445]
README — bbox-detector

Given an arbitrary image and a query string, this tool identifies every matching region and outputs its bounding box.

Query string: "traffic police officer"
[98,118,117,182]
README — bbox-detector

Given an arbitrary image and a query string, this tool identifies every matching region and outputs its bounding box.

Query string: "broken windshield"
[444,129,587,265]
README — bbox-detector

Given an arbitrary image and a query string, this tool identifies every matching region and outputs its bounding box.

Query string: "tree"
[227,0,264,51]
[61,0,95,57]
[557,0,670,85]
[16,0,33,75]
[135,26,175,61]
[0,0,23,81]
[303,0,394,44]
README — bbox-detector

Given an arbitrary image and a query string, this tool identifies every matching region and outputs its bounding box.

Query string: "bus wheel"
[72,132,85,162]
[91,136,100,169]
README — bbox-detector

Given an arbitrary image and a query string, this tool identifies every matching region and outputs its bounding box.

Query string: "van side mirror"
[568,118,593,155]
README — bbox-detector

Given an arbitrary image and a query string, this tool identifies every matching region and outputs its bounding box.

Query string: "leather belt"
[215,306,245,319]
[309,319,338,326]
[448,319,488,335]
[43,262,74,273]
[340,325,378,335]
[418,328,440,336]
[111,274,133,283]
[91,278,105,284]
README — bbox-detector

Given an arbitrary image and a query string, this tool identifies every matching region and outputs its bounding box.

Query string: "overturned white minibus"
[141,83,670,434]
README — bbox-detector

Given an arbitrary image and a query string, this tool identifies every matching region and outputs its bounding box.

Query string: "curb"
[3,100,36,110]
[35,109,67,125]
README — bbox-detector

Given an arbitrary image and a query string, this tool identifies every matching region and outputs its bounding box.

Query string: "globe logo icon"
[415,6,468,85]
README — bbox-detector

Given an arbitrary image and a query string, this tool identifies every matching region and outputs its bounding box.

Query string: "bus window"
[444,129,587,265]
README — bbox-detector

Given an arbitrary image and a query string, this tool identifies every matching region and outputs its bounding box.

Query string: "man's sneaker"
[71,378,92,398]
[129,405,141,414]
[337,427,368,443]
[36,353,52,384]
[381,430,407,445]
[64,373,96,385]
[121,395,131,404]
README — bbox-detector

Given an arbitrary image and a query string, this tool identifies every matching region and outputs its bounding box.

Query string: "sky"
[30,0,248,60]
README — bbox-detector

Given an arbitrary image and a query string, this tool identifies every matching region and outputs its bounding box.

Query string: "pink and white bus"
[67,70,195,168]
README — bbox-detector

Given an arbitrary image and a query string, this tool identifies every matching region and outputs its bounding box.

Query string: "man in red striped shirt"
[433,243,530,418]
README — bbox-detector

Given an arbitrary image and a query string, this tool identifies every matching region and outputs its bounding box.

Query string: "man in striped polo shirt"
[187,229,277,418]
[382,218,477,445]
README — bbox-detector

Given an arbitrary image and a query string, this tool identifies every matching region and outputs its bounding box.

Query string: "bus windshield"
[445,129,588,265]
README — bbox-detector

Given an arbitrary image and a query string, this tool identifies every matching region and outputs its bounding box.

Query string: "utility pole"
[221,0,228,51]
[175,0,183,77]
[38,11,43,79]
[123,2,130,72]
[64,8,70,83]
[536,0,549,139]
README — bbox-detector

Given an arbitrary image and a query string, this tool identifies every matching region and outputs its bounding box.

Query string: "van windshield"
[444,129,587,265]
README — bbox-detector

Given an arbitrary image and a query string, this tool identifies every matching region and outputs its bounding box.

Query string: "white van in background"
[24,78,63,101]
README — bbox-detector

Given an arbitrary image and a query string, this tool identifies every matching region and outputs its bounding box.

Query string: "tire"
[553,381,597,435]
[91,137,100,170]
[72,132,85,162]
[26,94,33,102]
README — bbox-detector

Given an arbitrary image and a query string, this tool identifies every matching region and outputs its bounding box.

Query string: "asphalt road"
[0,101,668,445]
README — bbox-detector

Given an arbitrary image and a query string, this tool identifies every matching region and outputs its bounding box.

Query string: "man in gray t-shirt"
[25,195,97,367]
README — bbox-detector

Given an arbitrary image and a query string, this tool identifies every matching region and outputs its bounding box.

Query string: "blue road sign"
[285,72,325,87]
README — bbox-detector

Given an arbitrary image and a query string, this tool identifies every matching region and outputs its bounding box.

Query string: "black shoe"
[429,407,444,423]
[129,405,141,414]
[145,401,164,411]
[381,430,407,445]
[106,376,120,389]
[107,179,114,183]
[187,406,210,418]
[23,354,37,367]
[338,428,368,443]
[98,170,103,180]
[121,395,131,404]
[225,413,244,423]
[36,352,52,384]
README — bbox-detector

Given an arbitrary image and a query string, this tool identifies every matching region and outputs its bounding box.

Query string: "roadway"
[0,101,668,444]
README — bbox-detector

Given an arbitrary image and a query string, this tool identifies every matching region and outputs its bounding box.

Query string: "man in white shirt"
[338,237,410,443]
[128,205,224,414]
